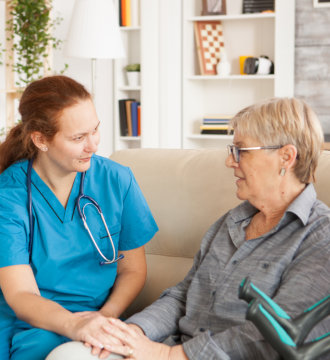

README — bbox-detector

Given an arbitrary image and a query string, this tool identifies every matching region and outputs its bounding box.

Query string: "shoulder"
[87,155,135,193]
[90,155,132,177]
[0,161,29,221]
[0,160,28,201]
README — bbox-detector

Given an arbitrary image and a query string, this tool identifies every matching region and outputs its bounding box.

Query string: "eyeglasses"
[227,144,282,163]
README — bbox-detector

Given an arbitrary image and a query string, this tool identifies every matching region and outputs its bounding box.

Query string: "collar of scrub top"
[27,158,124,265]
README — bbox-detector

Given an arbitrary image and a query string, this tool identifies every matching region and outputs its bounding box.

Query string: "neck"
[32,156,77,207]
[248,179,306,233]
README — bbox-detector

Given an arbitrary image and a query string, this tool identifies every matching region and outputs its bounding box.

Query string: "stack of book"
[119,0,139,27]
[118,99,141,137]
[200,115,233,135]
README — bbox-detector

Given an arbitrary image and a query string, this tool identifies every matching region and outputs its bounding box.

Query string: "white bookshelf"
[182,0,295,149]
[113,0,160,151]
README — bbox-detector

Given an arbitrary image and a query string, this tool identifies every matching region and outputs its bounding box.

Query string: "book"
[119,0,122,26]
[137,104,141,136]
[121,0,126,26]
[125,99,134,136]
[200,125,230,130]
[118,99,128,136]
[125,0,131,27]
[131,101,140,136]
[201,129,234,135]
[118,98,135,136]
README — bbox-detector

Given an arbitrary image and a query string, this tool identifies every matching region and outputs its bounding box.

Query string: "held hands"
[66,311,122,359]
[66,312,183,359]
[103,318,172,360]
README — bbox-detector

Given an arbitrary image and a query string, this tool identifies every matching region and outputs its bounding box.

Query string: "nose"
[225,153,239,169]
[85,133,99,153]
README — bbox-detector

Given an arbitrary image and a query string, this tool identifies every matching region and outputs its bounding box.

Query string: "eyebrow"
[71,121,100,138]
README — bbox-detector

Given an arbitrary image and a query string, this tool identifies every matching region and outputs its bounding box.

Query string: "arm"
[0,265,124,348]
[100,246,147,318]
[181,233,330,360]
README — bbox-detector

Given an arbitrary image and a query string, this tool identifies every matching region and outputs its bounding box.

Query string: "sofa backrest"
[110,148,330,316]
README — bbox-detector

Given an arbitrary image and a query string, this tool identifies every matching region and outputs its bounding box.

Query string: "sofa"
[47,147,330,359]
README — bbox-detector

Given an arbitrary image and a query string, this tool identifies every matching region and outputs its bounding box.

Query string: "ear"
[30,131,48,152]
[279,144,298,170]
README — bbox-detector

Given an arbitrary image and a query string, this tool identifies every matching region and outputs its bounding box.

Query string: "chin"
[75,161,91,172]
[236,189,247,201]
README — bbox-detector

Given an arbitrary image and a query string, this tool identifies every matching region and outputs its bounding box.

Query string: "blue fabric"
[0,155,158,359]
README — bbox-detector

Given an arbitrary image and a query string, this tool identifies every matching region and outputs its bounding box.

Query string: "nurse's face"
[45,99,100,174]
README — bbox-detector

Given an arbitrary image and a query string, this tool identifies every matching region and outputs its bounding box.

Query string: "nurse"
[0,75,158,360]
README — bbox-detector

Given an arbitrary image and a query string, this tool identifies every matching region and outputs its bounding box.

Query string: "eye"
[73,135,84,141]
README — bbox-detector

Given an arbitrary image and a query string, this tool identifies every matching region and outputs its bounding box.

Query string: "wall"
[52,0,114,157]
[295,0,330,136]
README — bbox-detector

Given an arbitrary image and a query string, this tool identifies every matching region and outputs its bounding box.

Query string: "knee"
[46,341,124,360]
[10,328,68,360]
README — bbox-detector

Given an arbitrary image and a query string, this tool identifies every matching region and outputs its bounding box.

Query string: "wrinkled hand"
[103,318,171,360]
[68,311,122,354]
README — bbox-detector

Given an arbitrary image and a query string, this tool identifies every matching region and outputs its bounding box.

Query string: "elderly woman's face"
[226,131,282,204]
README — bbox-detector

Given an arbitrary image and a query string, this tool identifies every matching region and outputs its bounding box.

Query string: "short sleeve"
[0,194,30,267]
[118,168,158,250]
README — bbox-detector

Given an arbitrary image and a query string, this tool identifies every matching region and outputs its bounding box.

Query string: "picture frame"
[202,0,226,15]
[314,0,330,7]
[194,20,225,75]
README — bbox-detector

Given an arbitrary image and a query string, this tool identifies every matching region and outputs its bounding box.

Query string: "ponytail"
[0,122,37,173]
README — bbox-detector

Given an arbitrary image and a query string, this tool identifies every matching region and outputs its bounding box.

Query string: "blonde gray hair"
[230,97,324,183]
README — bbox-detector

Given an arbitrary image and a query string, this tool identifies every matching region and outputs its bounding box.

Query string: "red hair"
[0,75,91,173]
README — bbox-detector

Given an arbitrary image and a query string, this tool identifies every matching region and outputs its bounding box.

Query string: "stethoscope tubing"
[27,159,124,265]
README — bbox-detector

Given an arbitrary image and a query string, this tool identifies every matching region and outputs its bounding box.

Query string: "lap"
[10,328,69,360]
[46,341,124,360]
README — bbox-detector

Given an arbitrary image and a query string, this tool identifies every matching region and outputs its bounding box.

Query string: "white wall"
[53,0,114,157]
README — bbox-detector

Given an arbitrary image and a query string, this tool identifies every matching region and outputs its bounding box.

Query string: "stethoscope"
[27,159,124,265]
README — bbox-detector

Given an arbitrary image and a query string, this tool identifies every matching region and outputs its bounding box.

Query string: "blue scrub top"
[0,155,158,343]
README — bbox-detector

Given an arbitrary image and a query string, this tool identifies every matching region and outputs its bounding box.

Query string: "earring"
[41,146,48,152]
[280,168,286,176]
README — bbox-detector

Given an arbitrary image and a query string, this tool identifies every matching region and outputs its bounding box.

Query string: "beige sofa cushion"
[110,148,330,315]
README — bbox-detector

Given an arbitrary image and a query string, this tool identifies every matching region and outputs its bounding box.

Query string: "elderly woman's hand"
[102,318,188,360]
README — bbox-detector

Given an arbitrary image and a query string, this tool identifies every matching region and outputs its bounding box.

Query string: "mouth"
[79,157,91,163]
[235,174,245,184]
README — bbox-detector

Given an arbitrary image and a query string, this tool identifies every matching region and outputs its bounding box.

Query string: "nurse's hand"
[68,311,122,352]
[102,318,189,360]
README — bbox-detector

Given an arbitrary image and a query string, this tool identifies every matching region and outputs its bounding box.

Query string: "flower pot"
[126,71,140,87]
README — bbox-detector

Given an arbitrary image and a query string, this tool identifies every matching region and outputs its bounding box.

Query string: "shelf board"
[187,74,275,80]
[118,86,141,91]
[0,88,24,94]
[187,13,275,22]
[120,26,141,31]
[119,136,141,141]
[187,134,233,140]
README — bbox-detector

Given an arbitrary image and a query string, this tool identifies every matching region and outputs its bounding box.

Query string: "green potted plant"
[124,63,140,87]
[3,0,67,86]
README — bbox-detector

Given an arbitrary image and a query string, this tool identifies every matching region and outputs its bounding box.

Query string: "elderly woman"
[48,97,330,360]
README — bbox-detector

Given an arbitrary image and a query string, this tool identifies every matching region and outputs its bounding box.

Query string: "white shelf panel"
[187,75,275,80]
[187,13,275,22]
[120,26,141,31]
[119,136,141,141]
[187,134,234,140]
[118,86,141,91]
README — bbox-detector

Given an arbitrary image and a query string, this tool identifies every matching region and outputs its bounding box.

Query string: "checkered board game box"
[194,20,225,75]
